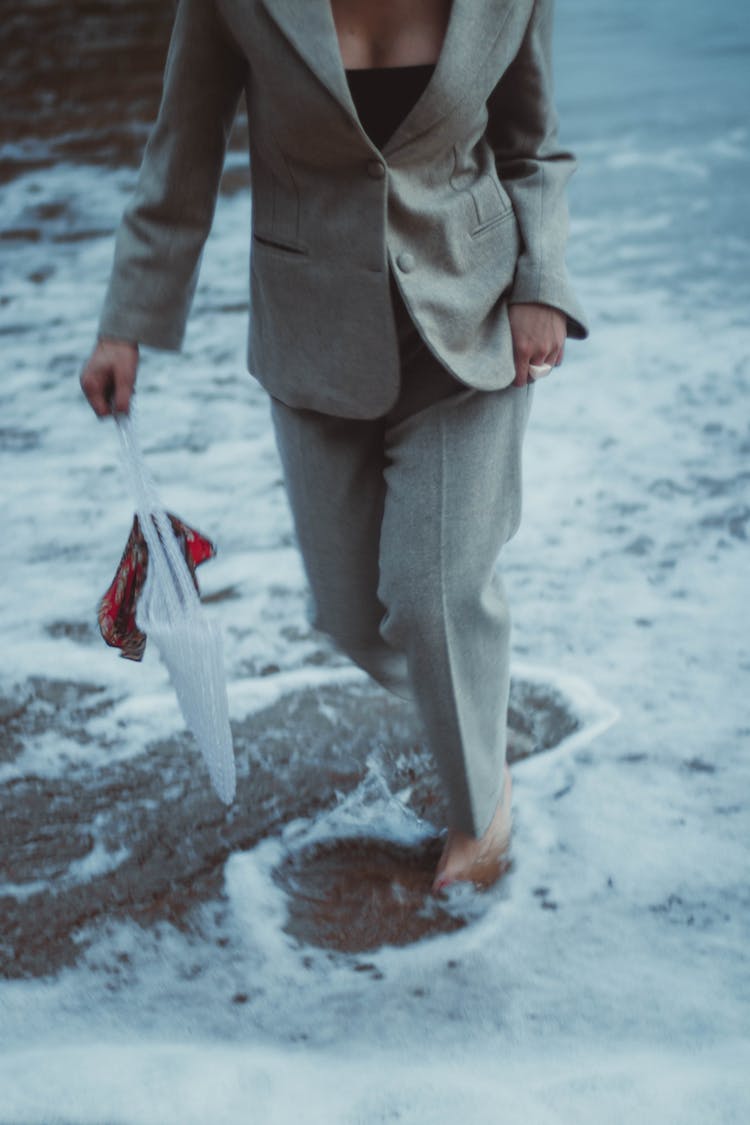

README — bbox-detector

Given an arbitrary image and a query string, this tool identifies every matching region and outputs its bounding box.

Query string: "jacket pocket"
[250,142,303,252]
[470,206,515,238]
[468,170,515,237]
[451,147,515,239]
[252,232,309,256]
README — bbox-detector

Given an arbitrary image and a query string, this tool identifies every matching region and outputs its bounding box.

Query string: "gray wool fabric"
[270,278,533,838]
[98,0,588,417]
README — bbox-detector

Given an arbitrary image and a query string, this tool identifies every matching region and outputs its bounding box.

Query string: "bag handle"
[114,406,200,620]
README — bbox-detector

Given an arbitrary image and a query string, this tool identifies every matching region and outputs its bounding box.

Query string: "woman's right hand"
[80,337,139,416]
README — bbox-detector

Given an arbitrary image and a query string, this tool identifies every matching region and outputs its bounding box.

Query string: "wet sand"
[1,675,579,973]
[1,0,170,180]
[0,0,248,184]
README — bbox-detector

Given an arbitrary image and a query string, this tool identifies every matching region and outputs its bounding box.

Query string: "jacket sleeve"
[486,0,588,339]
[98,0,247,350]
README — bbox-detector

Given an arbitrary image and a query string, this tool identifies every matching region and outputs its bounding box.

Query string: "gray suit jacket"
[99,0,588,418]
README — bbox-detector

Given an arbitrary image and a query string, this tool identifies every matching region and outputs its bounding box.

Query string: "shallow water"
[1,0,749,1121]
[1,671,588,973]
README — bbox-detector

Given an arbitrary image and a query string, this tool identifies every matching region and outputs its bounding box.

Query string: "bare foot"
[432,764,513,892]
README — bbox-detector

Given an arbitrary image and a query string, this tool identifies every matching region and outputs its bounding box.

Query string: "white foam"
[0,1040,748,1125]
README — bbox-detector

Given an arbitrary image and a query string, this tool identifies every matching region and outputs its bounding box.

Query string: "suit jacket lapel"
[385,0,517,155]
[260,0,518,152]
[260,0,356,116]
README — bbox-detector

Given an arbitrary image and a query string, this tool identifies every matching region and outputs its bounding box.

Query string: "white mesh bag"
[115,408,236,805]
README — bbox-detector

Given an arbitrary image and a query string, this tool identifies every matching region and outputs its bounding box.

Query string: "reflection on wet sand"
[1,676,579,973]
[274,835,500,953]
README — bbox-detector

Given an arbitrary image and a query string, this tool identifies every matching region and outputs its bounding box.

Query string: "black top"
[345,63,435,151]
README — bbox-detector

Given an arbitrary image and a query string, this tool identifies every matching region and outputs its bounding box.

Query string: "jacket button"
[367,160,386,179]
[396,252,415,273]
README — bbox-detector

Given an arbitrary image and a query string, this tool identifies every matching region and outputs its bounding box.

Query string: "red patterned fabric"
[98,513,216,661]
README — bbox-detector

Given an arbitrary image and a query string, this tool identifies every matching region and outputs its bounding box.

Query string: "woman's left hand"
[508,303,567,387]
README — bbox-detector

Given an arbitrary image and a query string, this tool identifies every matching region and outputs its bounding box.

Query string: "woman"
[81,0,587,891]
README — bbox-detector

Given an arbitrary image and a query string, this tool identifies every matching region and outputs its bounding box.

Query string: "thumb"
[112,370,136,415]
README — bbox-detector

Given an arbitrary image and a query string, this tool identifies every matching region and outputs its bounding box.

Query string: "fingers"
[528,341,566,383]
[510,318,534,387]
[79,362,111,417]
[512,343,557,387]
[508,303,567,387]
[112,364,136,416]
[80,339,138,417]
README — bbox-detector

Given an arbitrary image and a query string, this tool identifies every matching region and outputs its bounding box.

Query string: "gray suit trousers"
[270,275,533,837]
